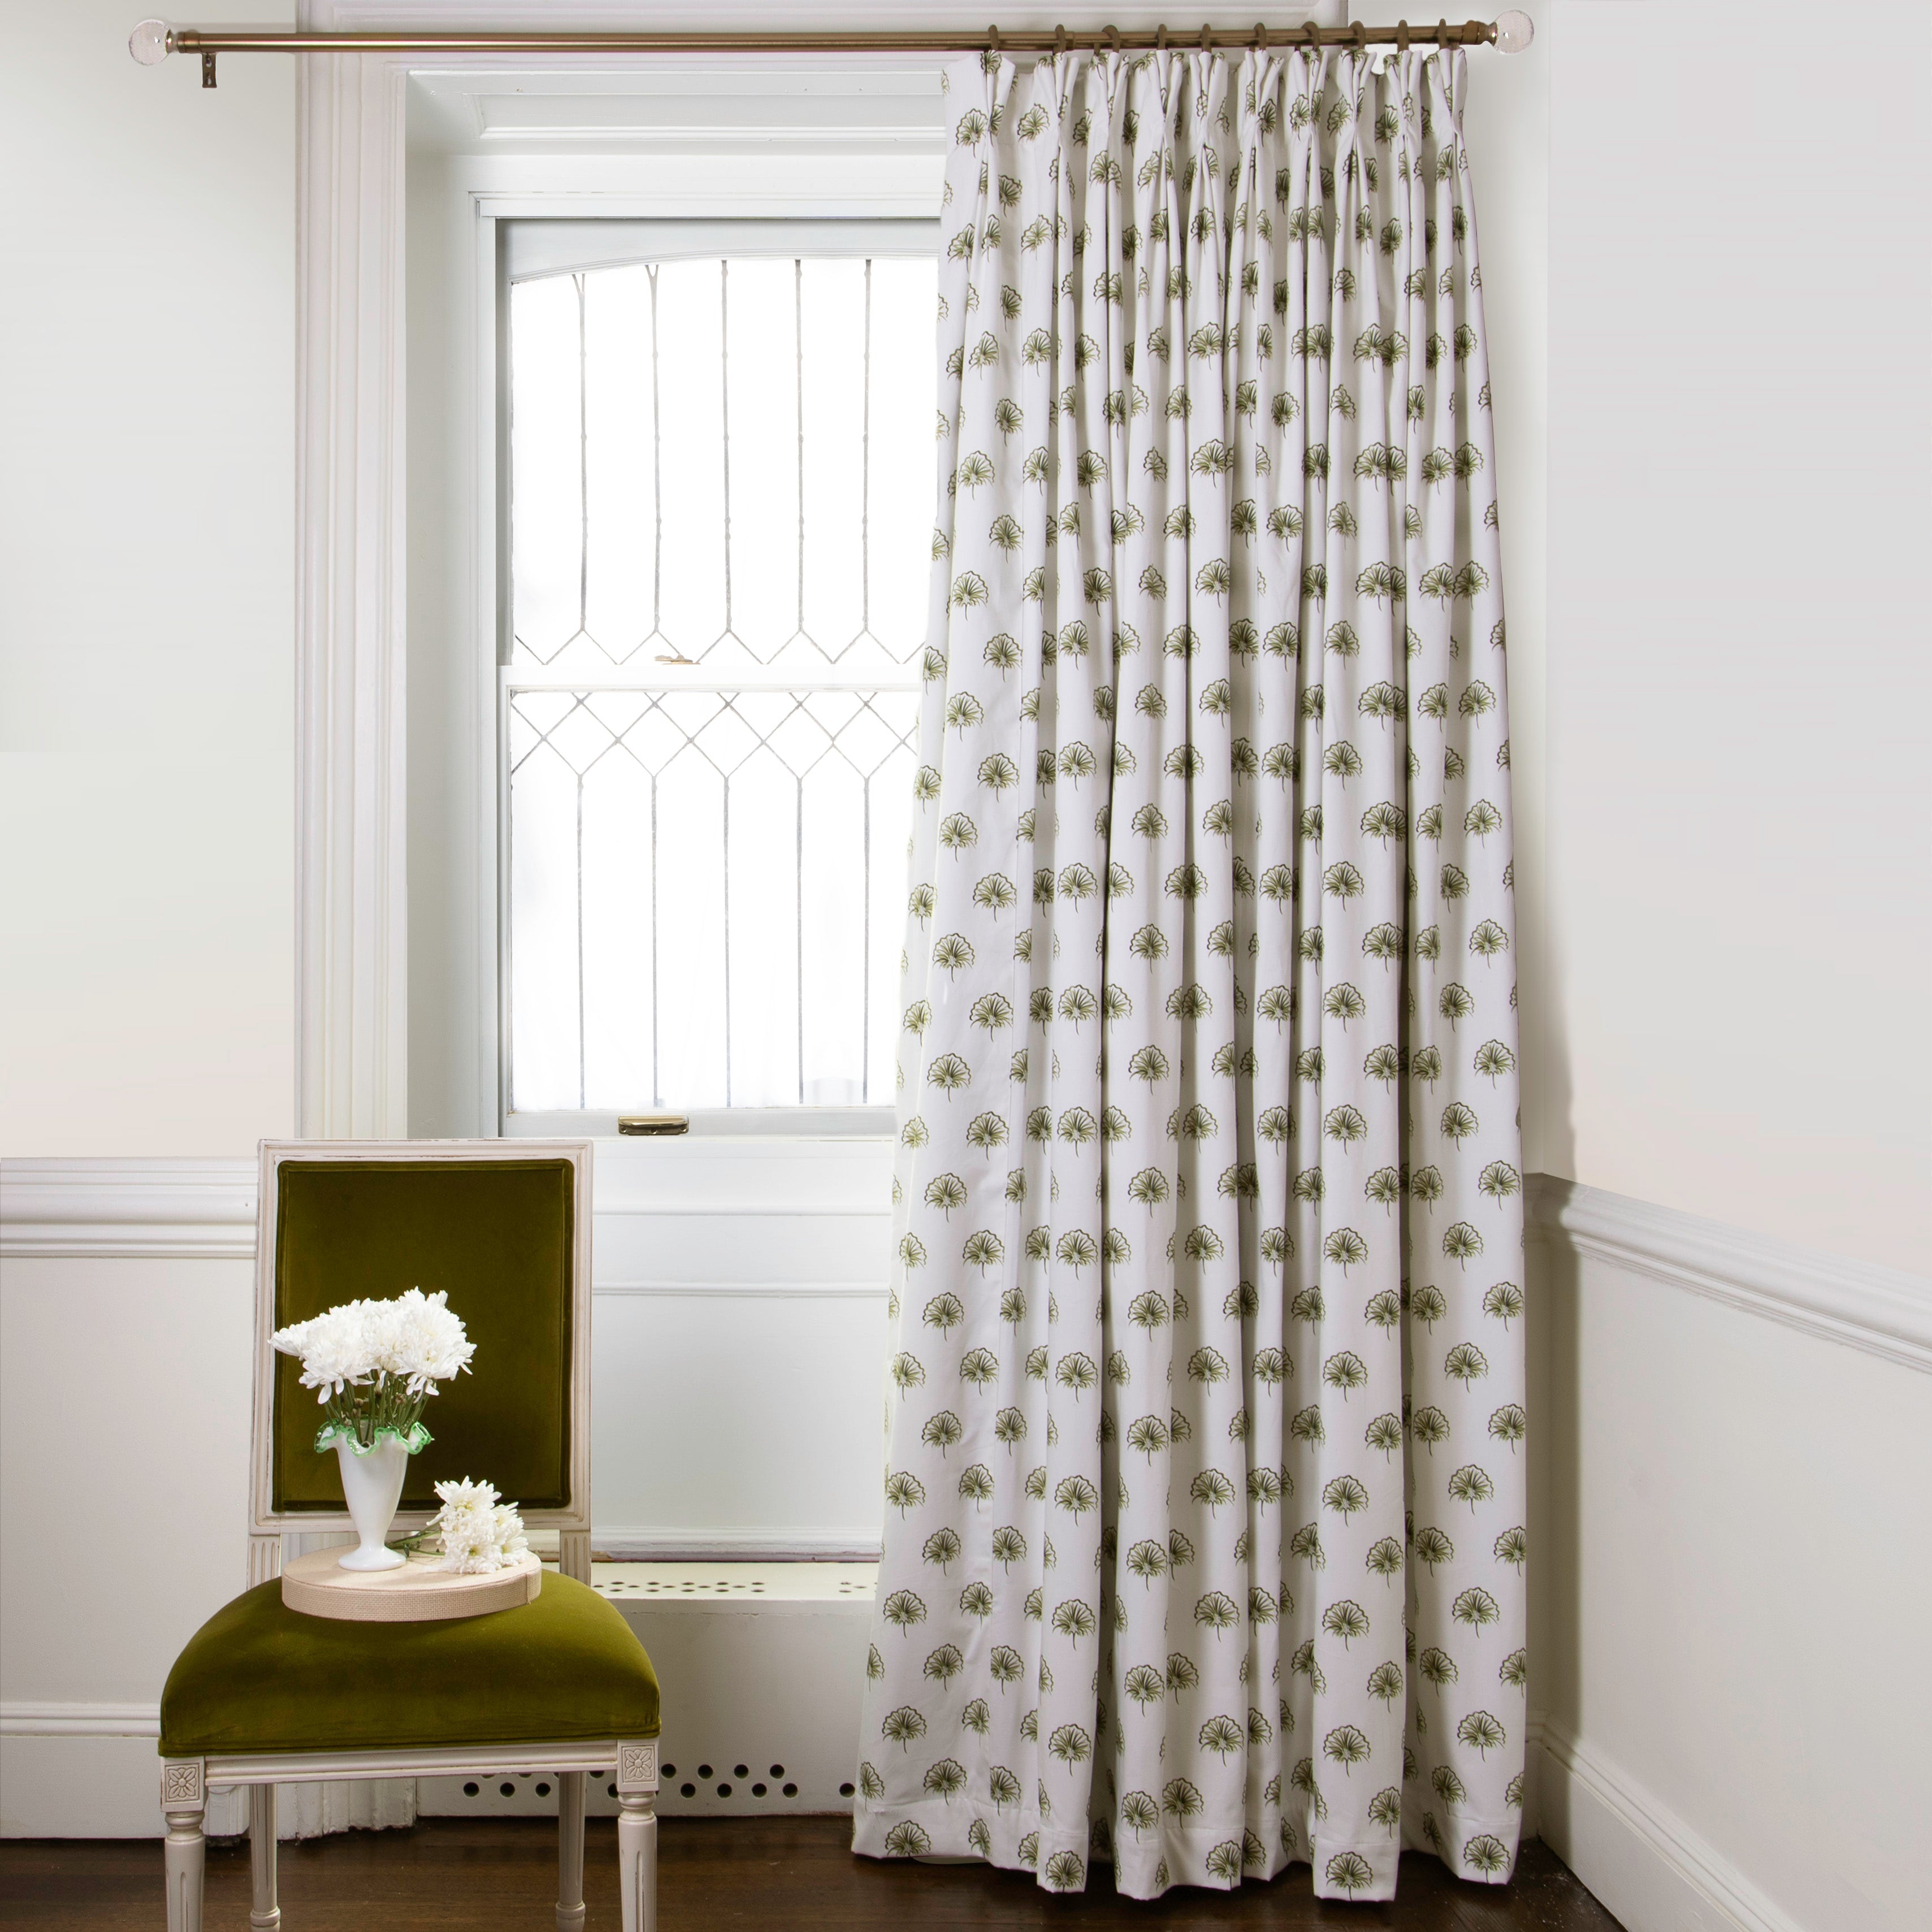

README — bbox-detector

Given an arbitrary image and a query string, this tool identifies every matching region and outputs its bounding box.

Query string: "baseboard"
[1527,1176,1931,1375]
[1533,1717,1806,1932]
[0,1705,419,1843]
[0,1731,247,1839]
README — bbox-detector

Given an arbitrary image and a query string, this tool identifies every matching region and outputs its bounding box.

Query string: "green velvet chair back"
[250,1142,592,1543]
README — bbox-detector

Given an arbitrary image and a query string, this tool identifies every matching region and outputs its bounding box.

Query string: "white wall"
[1528,9,1932,1932]
[1543,0,1930,1274]
[0,0,297,1159]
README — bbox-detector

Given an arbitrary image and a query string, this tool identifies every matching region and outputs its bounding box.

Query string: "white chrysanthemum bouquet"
[271,1287,475,1456]
[424,1477,529,1574]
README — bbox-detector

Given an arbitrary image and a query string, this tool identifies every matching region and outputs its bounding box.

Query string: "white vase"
[333,1435,410,1571]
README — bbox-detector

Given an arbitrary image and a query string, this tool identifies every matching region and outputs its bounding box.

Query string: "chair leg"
[556,1770,587,1931]
[161,1760,206,1932]
[616,1791,657,1932]
[250,1786,280,1930]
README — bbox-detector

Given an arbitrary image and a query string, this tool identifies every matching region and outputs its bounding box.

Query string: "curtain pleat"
[855,46,1524,1903]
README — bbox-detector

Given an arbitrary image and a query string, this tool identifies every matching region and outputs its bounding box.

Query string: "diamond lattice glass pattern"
[507,253,937,1112]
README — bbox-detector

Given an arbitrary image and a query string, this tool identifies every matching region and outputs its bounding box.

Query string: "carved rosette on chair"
[156,1141,661,1932]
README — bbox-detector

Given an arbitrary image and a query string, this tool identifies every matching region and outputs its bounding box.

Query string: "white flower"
[271,1288,474,1403]
[432,1476,499,1514]
[272,1302,378,1400]
[427,1476,528,1574]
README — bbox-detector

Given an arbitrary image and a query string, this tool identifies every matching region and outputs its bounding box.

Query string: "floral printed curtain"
[854,45,1524,1904]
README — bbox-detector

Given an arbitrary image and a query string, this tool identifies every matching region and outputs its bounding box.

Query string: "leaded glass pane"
[506,249,935,1113]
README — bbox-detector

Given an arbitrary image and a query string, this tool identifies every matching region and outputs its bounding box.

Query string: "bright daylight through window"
[506,247,938,1116]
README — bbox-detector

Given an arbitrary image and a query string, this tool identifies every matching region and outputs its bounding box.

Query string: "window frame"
[391,72,944,1142]
[495,218,938,1139]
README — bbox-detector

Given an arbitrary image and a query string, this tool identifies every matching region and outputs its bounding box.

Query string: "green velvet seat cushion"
[160,1575,658,1758]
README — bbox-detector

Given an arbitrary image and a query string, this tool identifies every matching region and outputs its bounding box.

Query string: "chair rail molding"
[0,1702,162,1739]
[9,1162,1925,1376]
[0,1162,257,1259]
[1527,1173,1932,1375]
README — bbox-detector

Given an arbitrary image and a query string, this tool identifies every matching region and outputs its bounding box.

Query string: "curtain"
[855,46,1523,1904]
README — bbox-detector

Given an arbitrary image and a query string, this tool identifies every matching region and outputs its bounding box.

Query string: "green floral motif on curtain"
[854,44,1523,1906]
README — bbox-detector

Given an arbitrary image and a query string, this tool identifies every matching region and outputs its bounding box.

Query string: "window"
[503,226,937,1127]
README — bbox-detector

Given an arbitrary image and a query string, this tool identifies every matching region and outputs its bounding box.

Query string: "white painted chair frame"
[160,1743,657,1932]
[159,1140,658,1930]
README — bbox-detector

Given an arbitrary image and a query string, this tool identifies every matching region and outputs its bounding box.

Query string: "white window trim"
[300,2,950,1136]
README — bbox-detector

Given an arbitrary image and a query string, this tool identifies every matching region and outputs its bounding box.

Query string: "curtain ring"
[1254,21,1269,51]
[1437,18,1450,49]
[1053,22,1067,57]
[1302,22,1321,52]
[1105,23,1121,55]
[1200,23,1214,53]
[988,24,1000,56]
[1396,19,1410,54]
[1352,21,1369,53]
[1156,24,1167,50]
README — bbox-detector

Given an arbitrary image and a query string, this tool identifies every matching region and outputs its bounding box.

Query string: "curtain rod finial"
[1494,9,1535,54]
[129,16,172,64]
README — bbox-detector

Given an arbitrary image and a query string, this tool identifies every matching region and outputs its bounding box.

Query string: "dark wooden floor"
[0,1818,1620,1929]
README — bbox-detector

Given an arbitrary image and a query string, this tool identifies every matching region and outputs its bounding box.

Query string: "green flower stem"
[313,1374,434,1456]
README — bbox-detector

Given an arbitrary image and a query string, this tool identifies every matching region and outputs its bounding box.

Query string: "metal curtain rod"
[129,14,1535,87]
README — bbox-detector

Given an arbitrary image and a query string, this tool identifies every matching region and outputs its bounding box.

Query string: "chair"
[158,1140,659,1931]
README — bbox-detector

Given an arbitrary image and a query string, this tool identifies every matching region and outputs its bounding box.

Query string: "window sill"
[504,1110,895,1141]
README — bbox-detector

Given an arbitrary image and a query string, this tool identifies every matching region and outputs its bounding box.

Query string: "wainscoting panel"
[0,1142,896,1564]
[12,1153,1924,1901]
[1528,1179,1930,1932]
[590,1293,887,1558]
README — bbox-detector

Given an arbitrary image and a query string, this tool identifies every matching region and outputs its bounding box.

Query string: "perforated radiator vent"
[418,1562,876,1820]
